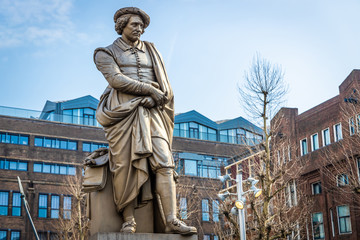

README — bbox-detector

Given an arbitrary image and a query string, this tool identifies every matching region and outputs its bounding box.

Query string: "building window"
[62,108,99,126]
[0,231,7,240]
[0,191,9,216]
[34,136,77,150]
[337,174,349,186]
[12,192,21,216]
[286,180,297,207]
[0,132,29,145]
[38,194,48,218]
[334,123,343,142]
[38,232,47,240]
[349,117,355,135]
[300,138,307,156]
[312,182,322,195]
[175,152,223,179]
[33,162,76,175]
[311,133,319,151]
[10,231,20,240]
[82,142,108,152]
[322,128,331,146]
[214,236,219,240]
[50,195,60,219]
[203,235,210,240]
[337,205,351,234]
[312,212,325,239]
[63,196,72,219]
[213,200,219,222]
[202,199,210,221]
[0,159,28,171]
[179,198,187,220]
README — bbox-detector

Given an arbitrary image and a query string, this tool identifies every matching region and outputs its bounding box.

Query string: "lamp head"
[251,186,262,198]
[230,206,238,215]
[235,197,246,209]
[217,191,230,201]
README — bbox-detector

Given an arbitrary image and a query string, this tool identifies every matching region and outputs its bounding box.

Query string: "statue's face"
[122,15,144,43]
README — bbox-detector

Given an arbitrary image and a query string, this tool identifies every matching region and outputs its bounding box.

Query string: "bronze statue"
[93,7,196,235]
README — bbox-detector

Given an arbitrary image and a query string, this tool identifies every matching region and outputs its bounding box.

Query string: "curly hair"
[115,14,145,35]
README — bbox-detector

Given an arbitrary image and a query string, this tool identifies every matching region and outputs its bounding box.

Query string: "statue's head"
[114,7,150,36]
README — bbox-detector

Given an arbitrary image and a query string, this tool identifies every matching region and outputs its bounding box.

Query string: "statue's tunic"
[94,38,174,212]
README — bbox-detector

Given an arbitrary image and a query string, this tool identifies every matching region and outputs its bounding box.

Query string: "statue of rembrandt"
[92,7,196,235]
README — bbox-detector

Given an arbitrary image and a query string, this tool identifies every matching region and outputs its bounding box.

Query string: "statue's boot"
[156,168,197,235]
[121,200,136,233]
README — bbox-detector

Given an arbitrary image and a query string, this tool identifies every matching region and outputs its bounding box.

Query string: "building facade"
[0,95,262,240]
[272,69,360,240]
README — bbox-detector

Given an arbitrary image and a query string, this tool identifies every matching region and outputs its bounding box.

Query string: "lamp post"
[218,171,262,240]
[17,176,40,240]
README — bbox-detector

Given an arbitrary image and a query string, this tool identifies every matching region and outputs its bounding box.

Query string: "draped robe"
[94,38,174,212]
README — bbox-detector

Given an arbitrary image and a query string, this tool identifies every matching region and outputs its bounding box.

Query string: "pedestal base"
[90,233,198,240]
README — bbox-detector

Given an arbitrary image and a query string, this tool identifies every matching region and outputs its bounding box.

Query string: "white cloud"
[0,0,88,48]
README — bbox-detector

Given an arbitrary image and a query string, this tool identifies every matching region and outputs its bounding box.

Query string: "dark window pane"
[38,208,47,218]
[18,161,27,171]
[34,137,43,147]
[59,166,67,175]
[9,161,17,170]
[43,164,51,173]
[0,230,7,240]
[68,166,76,175]
[60,140,67,149]
[0,191,9,216]
[34,163,42,172]
[68,141,77,150]
[19,135,28,145]
[44,138,51,148]
[83,143,91,152]
[10,231,20,240]
[10,134,19,144]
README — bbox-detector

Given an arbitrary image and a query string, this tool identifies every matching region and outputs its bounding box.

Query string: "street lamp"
[218,172,262,240]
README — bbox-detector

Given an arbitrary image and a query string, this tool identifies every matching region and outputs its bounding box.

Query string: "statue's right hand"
[149,87,166,106]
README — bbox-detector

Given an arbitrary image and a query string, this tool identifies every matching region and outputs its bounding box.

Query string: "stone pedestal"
[87,167,166,234]
[90,233,198,240]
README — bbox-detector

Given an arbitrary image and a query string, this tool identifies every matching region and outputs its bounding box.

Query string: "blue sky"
[0,0,359,122]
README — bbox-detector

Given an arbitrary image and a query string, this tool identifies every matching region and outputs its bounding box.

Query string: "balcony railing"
[0,105,100,127]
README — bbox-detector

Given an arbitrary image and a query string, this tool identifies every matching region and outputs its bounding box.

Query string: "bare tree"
[53,174,89,240]
[235,54,311,240]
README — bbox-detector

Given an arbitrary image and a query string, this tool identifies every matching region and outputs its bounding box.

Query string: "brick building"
[0,95,262,240]
[272,69,360,240]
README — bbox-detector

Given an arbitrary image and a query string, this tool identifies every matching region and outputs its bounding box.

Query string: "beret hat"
[114,7,150,29]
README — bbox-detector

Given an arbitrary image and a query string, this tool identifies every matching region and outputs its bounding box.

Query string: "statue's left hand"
[140,97,156,108]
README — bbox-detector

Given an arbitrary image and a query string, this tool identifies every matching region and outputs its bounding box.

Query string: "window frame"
[11,192,22,216]
[333,123,343,142]
[349,117,355,136]
[38,194,48,218]
[322,128,331,146]
[312,212,325,239]
[0,191,9,216]
[311,182,322,195]
[337,173,349,187]
[179,197,187,220]
[201,199,210,221]
[311,133,319,151]
[300,138,308,156]
[337,205,352,234]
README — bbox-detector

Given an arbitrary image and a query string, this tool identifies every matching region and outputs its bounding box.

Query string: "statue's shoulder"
[93,43,116,64]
